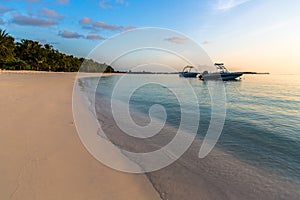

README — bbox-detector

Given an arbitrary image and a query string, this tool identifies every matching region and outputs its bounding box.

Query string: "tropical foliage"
[0,29,114,72]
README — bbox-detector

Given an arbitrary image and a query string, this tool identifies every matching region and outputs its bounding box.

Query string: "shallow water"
[82,73,300,199]
[93,74,300,180]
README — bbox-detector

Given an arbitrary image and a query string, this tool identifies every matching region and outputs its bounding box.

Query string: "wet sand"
[0,71,160,200]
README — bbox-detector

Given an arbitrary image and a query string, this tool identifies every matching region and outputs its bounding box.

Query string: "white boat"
[199,63,243,81]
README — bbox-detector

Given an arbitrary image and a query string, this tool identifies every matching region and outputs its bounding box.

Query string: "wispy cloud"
[165,36,188,44]
[215,0,250,11]
[12,14,58,26]
[99,0,128,9]
[124,26,136,31]
[202,40,211,45]
[0,5,14,13]
[35,39,59,45]
[39,8,64,19]
[79,17,135,33]
[82,25,100,33]
[58,30,84,39]
[58,30,105,40]
[79,17,92,25]
[86,34,105,40]
[99,0,112,9]
[55,0,69,4]
[93,21,123,31]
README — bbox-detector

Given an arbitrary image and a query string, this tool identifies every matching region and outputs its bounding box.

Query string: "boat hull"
[179,72,199,78]
[200,72,243,81]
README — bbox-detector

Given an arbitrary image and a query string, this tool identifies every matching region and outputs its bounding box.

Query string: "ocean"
[79,74,300,199]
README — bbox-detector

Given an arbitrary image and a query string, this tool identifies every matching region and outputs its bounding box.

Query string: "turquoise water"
[93,74,300,183]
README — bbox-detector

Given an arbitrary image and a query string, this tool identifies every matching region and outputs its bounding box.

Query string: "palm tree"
[0,29,108,72]
[0,29,9,45]
[0,29,15,68]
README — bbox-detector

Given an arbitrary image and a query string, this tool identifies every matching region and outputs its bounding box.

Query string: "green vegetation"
[0,29,114,72]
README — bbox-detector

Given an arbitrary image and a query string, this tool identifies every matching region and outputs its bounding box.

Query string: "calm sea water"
[93,74,300,183]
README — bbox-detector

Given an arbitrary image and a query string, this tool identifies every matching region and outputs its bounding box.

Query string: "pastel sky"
[1,0,300,74]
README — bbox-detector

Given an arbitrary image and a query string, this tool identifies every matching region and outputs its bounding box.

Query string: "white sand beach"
[0,71,160,200]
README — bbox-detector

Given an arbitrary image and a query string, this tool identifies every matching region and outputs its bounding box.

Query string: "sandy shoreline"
[0,72,160,200]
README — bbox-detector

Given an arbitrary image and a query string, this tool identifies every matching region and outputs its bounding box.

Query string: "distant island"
[126,70,178,74]
[0,29,114,73]
[125,71,270,75]
[241,72,270,74]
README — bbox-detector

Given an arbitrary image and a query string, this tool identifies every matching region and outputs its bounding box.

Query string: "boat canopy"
[182,65,196,72]
[214,63,228,72]
[214,63,224,66]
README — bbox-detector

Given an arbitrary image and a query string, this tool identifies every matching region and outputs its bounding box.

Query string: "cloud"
[59,31,104,40]
[202,40,211,45]
[165,36,188,44]
[93,21,123,31]
[99,0,128,9]
[55,0,69,4]
[82,25,100,32]
[36,39,49,45]
[79,17,135,33]
[86,34,105,40]
[35,39,59,45]
[58,30,84,39]
[79,17,92,24]
[12,14,58,26]
[0,5,14,13]
[99,0,112,9]
[215,0,250,11]
[124,26,136,31]
[39,8,64,19]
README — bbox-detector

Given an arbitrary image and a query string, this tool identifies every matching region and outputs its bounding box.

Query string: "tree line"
[0,29,114,73]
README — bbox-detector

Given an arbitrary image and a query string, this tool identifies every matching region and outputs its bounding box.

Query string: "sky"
[0,0,300,74]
